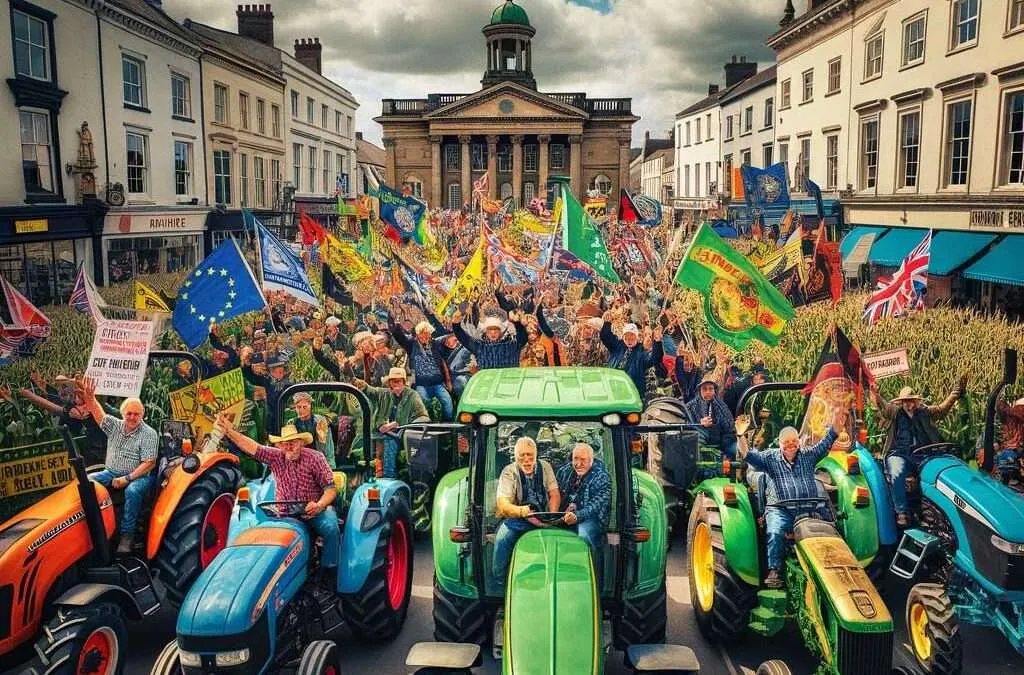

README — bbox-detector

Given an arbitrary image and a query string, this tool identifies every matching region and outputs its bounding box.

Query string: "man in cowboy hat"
[451,310,528,370]
[388,314,454,421]
[353,367,430,478]
[215,414,339,577]
[870,376,966,526]
[685,375,738,459]
[600,312,664,398]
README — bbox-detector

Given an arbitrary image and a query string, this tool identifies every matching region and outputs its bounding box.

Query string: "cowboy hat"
[385,367,407,383]
[481,317,506,331]
[698,376,719,389]
[892,386,924,402]
[268,423,313,446]
[325,316,342,327]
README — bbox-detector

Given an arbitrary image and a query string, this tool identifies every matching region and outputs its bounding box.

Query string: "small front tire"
[150,640,183,675]
[296,640,342,675]
[755,660,792,675]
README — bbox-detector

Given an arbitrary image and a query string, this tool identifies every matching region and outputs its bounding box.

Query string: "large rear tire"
[150,640,183,675]
[906,583,962,675]
[612,583,667,649]
[342,498,414,640]
[30,602,126,675]
[687,494,756,641]
[296,640,342,675]
[432,578,488,645]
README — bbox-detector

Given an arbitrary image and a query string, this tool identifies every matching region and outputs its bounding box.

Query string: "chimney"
[237,4,274,47]
[708,83,720,96]
[356,131,363,141]
[724,56,757,88]
[780,0,796,26]
[294,38,322,74]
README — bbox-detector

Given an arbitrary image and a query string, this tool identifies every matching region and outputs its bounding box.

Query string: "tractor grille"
[836,627,893,675]
[0,584,12,642]
[179,609,270,675]
[961,514,1024,591]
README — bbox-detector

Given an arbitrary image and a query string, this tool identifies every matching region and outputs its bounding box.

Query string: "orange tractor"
[0,352,242,675]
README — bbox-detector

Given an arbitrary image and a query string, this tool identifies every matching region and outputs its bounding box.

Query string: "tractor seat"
[793,518,838,542]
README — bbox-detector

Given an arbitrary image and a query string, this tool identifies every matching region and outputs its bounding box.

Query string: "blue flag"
[370,184,426,243]
[172,238,265,349]
[805,178,825,221]
[633,194,663,227]
[740,163,791,211]
[255,218,319,306]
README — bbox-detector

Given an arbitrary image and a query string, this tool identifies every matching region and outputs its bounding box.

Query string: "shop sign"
[863,347,911,380]
[295,202,339,216]
[968,209,1024,231]
[15,219,48,234]
[105,212,204,235]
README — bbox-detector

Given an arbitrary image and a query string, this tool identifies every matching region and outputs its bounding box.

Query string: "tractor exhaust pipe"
[61,425,110,565]
[983,348,1018,473]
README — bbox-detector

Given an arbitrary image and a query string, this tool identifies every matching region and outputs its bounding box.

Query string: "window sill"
[123,103,151,114]
[946,41,978,57]
[938,185,969,194]
[824,89,841,98]
[759,126,773,133]
[740,131,752,137]
[898,60,924,73]
[861,73,883,85]
[24,192,65,205]
[1005,25,1024,39]
[992,184,1024,192]
[172,115,195,123]
[127,198,155,205]
[779,105,791,112]
[798,99,813,106]
[176,197,199,205]
[895,186,920,194]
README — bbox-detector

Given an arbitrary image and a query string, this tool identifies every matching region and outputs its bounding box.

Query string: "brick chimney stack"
[724,55,757,88]
[294,38,322,74]
[237,4,274,47]
[708,83,720,96]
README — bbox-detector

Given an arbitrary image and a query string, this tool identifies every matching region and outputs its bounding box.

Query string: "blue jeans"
[765,506,795,571]
[886,454,917,514]
[416,383,454,421]
[306,507,340,568]
[382,438,399,478]
[452,375,470,399]
[573,519,606,585]
[492,517,538,591]
[89,469,154,536]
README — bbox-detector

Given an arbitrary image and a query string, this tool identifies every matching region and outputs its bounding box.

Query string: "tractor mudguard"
[629,469,668,598]
[817,452,880,566]
[177,520,308,638]
[694,479,759,586]
[0,482,116,658]
[52,582,145,620]
[921,456,1024,543]
[854,446,899,548]
[431,469,476,598]
[503,530,601,675]
[146,452,240,559]
[338,478,410,594]
[228,476,276,544]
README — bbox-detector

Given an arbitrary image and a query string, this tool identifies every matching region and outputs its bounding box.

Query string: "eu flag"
[172,238,265,349]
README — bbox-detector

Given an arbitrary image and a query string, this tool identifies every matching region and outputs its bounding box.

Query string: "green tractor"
[404,367,701,674]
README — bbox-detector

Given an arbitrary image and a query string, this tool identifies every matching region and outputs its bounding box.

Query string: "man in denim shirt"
[556,443,612,582]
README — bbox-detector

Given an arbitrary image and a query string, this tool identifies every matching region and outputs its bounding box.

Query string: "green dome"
[490,1,531,27]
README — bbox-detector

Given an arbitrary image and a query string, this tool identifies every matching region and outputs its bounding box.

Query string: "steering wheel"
[910,442,959,461]
[525,511,571,526]
[258,500,308,519]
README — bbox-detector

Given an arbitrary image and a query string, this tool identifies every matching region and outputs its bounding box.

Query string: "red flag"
[618,189,639,223]
[813,222,843,305]
[298,211,327,246]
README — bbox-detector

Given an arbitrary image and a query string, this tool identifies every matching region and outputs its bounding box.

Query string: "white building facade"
[719,65,777,173]
[674,87,725,224]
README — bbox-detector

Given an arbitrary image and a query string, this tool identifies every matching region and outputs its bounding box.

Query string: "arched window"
[523,182,535,203]
[590,173,613,195]
[448,183,462,209]
[402,174,423,199]
[500,182,513,200]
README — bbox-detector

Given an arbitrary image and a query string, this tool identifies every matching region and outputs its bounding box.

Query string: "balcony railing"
[586,98,632,116]
[380,94,633,117]
[380,99,428,115]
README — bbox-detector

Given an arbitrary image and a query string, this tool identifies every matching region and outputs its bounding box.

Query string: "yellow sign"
[0,451,72,498]
[15,219,48,234]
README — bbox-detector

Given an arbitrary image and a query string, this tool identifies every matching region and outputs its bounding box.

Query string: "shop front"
[101,209,208,285]
[293,196,339,232]
[0,202,105,306]
[204,209,291,254]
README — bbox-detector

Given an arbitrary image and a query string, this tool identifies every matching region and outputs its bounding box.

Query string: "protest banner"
[83,317,156,398]
[169,368,247,441]
[863,347,911,380]
[0,437,82,520]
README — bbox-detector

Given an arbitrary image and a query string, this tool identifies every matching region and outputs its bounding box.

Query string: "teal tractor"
[404,367,701,674]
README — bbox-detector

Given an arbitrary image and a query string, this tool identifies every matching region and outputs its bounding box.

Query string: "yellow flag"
[323,233,372,281]
[133,279,171,312]
[437,242,485,316]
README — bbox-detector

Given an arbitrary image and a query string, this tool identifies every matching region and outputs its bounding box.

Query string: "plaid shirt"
[254,445,334,503]
[746,428,838,506]
[100,414,158,474]
[555,460,612,527]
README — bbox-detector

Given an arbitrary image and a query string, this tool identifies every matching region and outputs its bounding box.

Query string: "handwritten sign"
[84,318,155,397]
[0,451,72,499]
[864,347,911,380]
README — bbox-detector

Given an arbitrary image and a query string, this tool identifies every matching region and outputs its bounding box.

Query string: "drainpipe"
[197,49,210,254]
[94,4,110,286]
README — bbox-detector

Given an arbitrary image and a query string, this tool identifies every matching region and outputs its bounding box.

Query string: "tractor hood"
[922,457,1024,542]
[504,530,600,675]
[176,520,309,638]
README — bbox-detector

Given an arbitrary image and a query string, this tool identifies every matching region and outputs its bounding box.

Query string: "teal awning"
[840,226,887,259]
[929,231,997,276]
[963,235,1024,286]
[868,228,929,266]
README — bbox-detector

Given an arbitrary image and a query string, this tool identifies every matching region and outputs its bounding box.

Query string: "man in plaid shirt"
[556,443,611,582]
[217,413,339,575]
[746,406,847,588]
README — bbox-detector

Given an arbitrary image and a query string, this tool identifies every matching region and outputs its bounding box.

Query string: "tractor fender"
[338,478,410,594]
[431,469,476,598]
[629,469,668,598]
[52,582,145,621]
[816,452,880,566]
[854,446,899,547]
[146,452,240,560]
[694,479,760,586]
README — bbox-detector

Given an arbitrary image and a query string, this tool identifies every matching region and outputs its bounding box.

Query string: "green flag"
[674,223,795,350]
[559,184,620,283]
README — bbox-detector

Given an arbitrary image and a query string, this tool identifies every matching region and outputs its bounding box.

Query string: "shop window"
[0,241,78,307]
[12,9,50,81]
[122,54,146,108]
[174,140,192,197]
[126,132,148,195]
[107,235,198,283]
[214,149,231,205]
[20,109,53,195]
[448,183,462,209]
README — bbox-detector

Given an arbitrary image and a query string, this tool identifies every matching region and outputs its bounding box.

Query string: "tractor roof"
[458,367,643,418]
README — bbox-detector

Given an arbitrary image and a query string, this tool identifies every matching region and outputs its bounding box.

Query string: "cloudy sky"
[163,0,782,147]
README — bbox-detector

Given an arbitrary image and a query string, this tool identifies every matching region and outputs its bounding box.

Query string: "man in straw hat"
[353,367,431,478]
[215,413,339,576]
[870,376,966,526]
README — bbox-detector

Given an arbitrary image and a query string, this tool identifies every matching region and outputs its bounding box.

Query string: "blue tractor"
[888,349,1024,674]
[151,382,414,675]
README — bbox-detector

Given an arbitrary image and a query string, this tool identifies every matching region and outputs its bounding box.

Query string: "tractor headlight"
[601,413,621,426]
[991,534,1024,555]
[478,412,498,427]
[215,648,250,666]
[178,650,202,667]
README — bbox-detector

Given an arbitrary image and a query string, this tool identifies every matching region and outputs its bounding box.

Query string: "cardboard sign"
[169,368,247,441]
[0,450,72,499]
[864,348,911,380]
[84,318,155,398]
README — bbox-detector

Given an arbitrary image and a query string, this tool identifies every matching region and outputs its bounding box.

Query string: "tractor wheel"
[755,660,792,675]
[30,602,126,675]
[612,583,667,649]
[432,577,488,645]
[150,640,183,675]
[906,583,963,675]
[152,462,242,607]
[342,498,413,640]
[296,640,342,675]
[687,494,756,641]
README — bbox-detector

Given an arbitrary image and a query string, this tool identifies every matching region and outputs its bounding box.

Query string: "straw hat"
[325,316,342,327]
[268,424,313,446]
[385,367,408,383]
[892,386,924,402]
[481,317,506,331]
[352,331,374,346]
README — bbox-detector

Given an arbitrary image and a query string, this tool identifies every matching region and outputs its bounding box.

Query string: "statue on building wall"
[75,121,99,200]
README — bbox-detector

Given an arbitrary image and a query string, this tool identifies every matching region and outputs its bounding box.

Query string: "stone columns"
[383,138,397,186]
[459,135,472,207]
[537,134,550,197]
[429,135,442,208]
[511,135,524,207]
[486,134,498,199]
[569,134,583,197]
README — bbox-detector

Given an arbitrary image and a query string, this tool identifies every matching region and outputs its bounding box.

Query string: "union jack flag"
[863,230,931,325]
[69,266,91,314]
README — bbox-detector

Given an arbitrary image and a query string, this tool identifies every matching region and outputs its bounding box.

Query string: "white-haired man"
[388,313,454,421]
[81,378,159,553]
[556,443,612,580]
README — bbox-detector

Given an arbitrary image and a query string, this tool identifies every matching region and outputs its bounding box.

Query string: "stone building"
[374,1,638,209]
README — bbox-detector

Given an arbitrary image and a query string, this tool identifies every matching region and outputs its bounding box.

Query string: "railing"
[586,98,632,115]
[426,93,469,111]
[380,99,429,115]
[543,92,587,109]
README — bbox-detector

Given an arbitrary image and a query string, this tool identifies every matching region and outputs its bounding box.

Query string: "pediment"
[426,82,588,120]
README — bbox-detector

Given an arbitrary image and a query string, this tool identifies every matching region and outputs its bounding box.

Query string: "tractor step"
[748,620,774,636]
[890,529,940,580]
[756,590,787,613]
[492,614,504,661]
[625,644,700,673]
